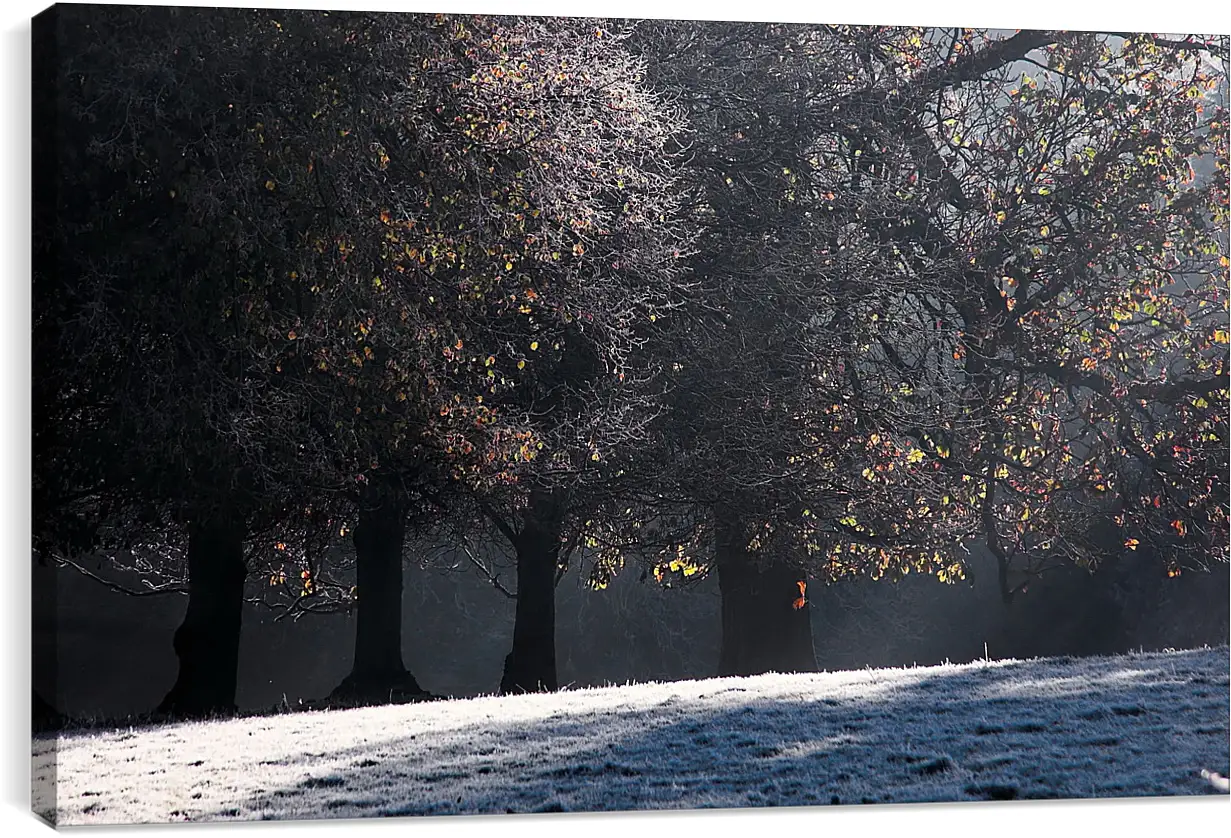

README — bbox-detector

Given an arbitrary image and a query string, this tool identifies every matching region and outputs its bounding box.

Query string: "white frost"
[33,646,1230,825]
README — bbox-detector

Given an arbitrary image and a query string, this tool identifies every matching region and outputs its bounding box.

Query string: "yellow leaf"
[517,359,526,370]
[530,341,539,351]
[1040,225,1050,237]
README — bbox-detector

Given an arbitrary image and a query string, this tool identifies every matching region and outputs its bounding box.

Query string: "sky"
[5,1,1230,837]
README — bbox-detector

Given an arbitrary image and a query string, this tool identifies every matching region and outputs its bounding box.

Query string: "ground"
[33,646,1230,825]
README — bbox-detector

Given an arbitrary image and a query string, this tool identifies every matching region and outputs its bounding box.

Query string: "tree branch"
[460,539,517,599]
[55,557,187,597]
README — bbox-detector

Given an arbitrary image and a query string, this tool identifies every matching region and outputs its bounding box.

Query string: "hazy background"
[37,542,1229,720]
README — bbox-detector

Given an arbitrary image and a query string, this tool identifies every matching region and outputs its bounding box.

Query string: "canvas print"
[31,1,1230,827]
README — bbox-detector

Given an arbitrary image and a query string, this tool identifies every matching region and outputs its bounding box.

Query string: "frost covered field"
[35,647,1230,825]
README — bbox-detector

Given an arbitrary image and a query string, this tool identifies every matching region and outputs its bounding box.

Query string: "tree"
[34,5,403,715]
[410,16,697,694]
[624,21,926,676]
[790,28,1229,599]
[622,24,1228,675]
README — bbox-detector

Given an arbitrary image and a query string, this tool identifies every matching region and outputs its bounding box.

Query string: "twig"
[460,539,517,599]
[56,557,187,597]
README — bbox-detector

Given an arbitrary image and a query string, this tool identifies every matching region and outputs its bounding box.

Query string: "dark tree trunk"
[331,492,426,703]
[715,511,817,676]
[158,512,247,717]
[500,492,562,694]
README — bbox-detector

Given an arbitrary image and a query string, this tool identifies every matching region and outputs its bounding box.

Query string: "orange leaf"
[792,580,807,609]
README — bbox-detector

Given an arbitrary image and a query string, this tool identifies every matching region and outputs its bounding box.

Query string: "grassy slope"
[33,646,1230,825]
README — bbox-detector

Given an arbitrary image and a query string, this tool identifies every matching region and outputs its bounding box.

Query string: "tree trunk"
[331,493,426,703]
[158,512,247,717]
[500,492,562,694]
[715,511,817,676]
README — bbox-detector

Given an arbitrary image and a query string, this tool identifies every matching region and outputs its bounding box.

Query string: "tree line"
[33,7,1229,718]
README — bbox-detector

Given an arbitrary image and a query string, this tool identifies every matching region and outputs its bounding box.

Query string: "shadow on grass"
[209,648,1228,822]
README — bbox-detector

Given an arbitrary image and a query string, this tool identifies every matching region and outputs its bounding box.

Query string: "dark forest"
[32,6,1228,735]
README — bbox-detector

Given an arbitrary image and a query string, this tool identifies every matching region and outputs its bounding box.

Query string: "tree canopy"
[33,9,1229,707]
